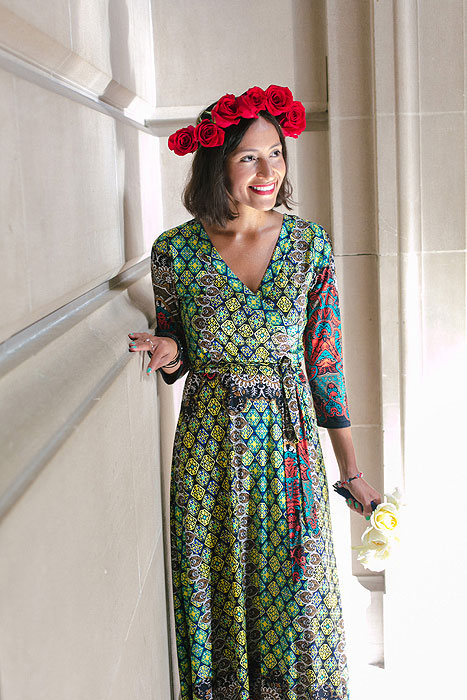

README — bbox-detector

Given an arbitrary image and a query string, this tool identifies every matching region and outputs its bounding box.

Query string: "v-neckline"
[198,215,288,295]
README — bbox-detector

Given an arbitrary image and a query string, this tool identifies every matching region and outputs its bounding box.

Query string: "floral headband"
[168,85,306,156]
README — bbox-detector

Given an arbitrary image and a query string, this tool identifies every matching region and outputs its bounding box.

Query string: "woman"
[129,85,381,700]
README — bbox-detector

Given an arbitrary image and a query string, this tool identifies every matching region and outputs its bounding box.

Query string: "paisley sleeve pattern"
[151,234,189,384]
[303,231,351,428]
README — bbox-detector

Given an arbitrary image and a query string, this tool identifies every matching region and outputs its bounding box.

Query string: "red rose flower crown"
[168,85,306,156]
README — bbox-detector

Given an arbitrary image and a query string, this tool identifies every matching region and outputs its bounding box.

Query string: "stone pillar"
[374,1,466,696]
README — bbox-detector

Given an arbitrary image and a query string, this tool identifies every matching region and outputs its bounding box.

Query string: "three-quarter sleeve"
[151,234,189,384]
[303,232,351,428]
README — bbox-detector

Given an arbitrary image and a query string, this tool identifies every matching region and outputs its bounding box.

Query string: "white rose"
[361,526,392,552]
[354,526,399,572]
[357,548,387,572]
[385,487,403,509]
[370,502,399,535]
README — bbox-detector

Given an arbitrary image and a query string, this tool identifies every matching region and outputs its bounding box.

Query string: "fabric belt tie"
[190,355,303,443]
[277,355,302,444]
[189,355,319,582]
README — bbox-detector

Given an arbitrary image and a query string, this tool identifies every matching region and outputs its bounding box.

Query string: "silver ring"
[147,339,156,351]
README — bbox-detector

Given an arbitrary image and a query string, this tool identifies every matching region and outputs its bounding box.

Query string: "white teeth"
[251,184,275,192]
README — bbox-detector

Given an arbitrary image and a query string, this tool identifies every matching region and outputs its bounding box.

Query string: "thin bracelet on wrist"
[161,337,183,369]
[152,331,183,370]
[337,472,363,488]
[162,347,181,368]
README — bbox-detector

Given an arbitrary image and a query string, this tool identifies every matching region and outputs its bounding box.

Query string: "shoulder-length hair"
[183,110,294,228]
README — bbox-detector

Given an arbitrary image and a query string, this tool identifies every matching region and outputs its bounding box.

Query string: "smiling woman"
[183,104,294,229]
[128,85,382,700]
[225,118,286,210]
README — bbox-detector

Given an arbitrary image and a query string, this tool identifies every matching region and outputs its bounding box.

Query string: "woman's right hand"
[346,477,382,519]
[128,332,179,374]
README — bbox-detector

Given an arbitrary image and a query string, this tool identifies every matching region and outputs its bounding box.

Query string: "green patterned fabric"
[152,215,351,700]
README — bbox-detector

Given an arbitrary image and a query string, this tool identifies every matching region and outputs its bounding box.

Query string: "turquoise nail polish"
[146,367,152,374]
[354,502,359,510]
[346,498,352,505]
[365,515,370,520]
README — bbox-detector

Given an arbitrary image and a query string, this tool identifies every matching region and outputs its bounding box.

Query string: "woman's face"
[224,116,286,215]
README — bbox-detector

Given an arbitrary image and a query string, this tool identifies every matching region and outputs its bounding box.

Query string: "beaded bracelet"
[338,472,363,488]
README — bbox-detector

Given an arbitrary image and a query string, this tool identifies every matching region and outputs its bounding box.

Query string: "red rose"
[195,119,225,147]
[168,125,198,155]
[265,84,294,116]
[236,86,267,118]
[211,93,241,128]
[279,101,306,138]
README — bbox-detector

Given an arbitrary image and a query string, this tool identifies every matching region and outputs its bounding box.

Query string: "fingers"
[128,332,156,354]
[345,479,382,519]
[128,333,175,374]
[146,346,174,373]
[346,497,363,514]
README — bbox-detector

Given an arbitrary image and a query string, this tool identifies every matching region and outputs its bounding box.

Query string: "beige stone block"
[378,254,400,406]
[422,251,465,370]
[110,0,156,105]
[420,113,465,251]
[115,123,162,263]
[381,422,403,491]
[418,0,464,113]
[0,5,71,75]
[13,76,122,325]
[55,51,110,96]
[334,255,381,426]
[0,70,30,342]
[152,0,295,107]
[0,0,71,49]
[350,426,383,496]
[70,0,156,105]
[296,130,331,232]
[0,325,112,500]
[159,145,193,230]
[69,0,112,78]
[0,275,154,501]
[329,117,377,254]
[107,535,171,700]
[373,0,396,115]
[292,0,327,105]
[375,115,398,256]
[126,358,163,585]
[326,0,374,118]
[0,373,140,700]
[393,114,423,255]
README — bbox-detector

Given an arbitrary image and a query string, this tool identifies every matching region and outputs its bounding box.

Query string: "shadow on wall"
[108,0,144,266]
[106,0,155,329]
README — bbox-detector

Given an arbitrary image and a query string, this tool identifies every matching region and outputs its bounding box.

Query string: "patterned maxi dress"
[151,214,351,700]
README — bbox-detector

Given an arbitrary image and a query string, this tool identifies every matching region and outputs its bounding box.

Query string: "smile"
[249,183,276,194]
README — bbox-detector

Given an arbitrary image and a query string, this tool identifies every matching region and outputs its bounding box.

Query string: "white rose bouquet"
[353,487,403,571]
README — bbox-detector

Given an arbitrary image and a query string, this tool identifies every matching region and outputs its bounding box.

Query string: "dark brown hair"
[183,110,294,228]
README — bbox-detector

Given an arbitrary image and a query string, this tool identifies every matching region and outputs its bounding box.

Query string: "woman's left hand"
[128,332,178,373]
[345,478,382,519]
